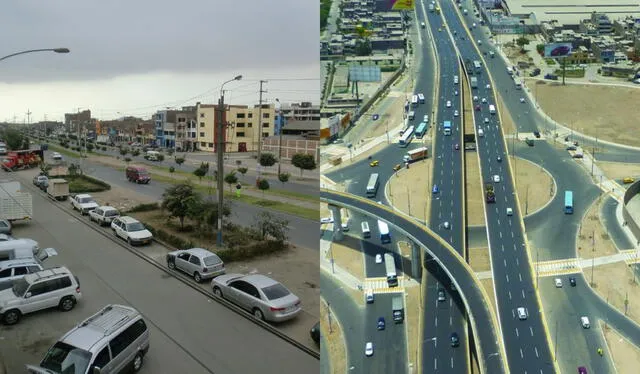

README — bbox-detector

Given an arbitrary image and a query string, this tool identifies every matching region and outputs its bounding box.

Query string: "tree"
[119,148,128,156]
[516,37,530,51]
[86,143,94,152]
[2,129,24,150]
[124,157,132,165]
[161,183,201,230]
[237,167,248,180]
[68,163,81,177]
[169,166,175,180]
[189,201,231,235]
[156,154,165,162]
[536,44,545,55]
[291,153,317,176]
[259,153,277,168]
[132,149,140,157]
[257,178,270,198]
[252,211,289,242]
[224,171,238,191]
[278,172,290,187]
[174,156,185,168]
[193,162,209,183]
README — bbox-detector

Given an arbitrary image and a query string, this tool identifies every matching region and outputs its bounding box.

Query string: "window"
[14,267,28,276]
[262,132,269,138]
[27,266,40,273]
[248,123,253,128]
[109,320,147,358]
[59,276,72,289]
[0,268,12,278]
[200,122,205,128]
[236,123,245,128]
[208,143,214,148]
[200,142,206,147]
[93,347,111,368]
[28,281,50,296]
[178,253,190,261]
[200,113,205,118]
[189,256,201,265]
[263,113,270,118]
[236,132,245,137]
[248,113,253,118]
[200,132,205,137]
[236,113,246,119]
[262,123,269,128]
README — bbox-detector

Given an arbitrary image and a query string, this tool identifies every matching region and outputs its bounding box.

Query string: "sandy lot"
[327,234,365,281]
[577,196,618,260]
[469,247,491,272]
[602,323,640,374]
[591,262,640,324]
[405,285,421,373]
[320,297,347,374]
[598,162,640,181]
[465,155,486,226]
[534,83,640,147]
[387,159,433,223]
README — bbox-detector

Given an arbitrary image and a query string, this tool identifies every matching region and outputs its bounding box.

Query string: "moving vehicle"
[365,342,374,357]
[366,173,380,197]
[378,221,391,245]
[443,121,452,136]
[446,100,452,107]
[111,216,153,245]
[365,289,374,304]
[432,184,439,194]
[623,177,635,184]
[310,321,320,344]
[0,181,33,221]
[417,93,425,103]
[564,190,574,214]
[489,104,496,114]
[384,253,397,287]
[125,166,150,184]
[525,138,535,146]
[399,126,414,147]
[580,316,590,328]
[0,266,81,325]
[375,254,382,264]
[377,317,386,330]
[437,288,446,302]
[369,160,379,167]
[554,278,563,288]
[485,184,496,203]
[570,277,577,287]
[392,295,404,323]
[411,95,418,107]
[451,332,460,347]
[1,150,43,171]
[493,175,501,183]
[167,248,225,282]
[506,207,513,216]
[89,206,120,226]
[478,128,485,137]
[414,122,428,138]
[144,150,161,161]
[51,152,63,161]
[362,221,371,238]
[453,75,459,84]
[47,179,69,201]
[403,147,428,163]
[26,304,150,374]
[517,307,528,320]
[470,76,478,88]
[70,194,99,215]
[520,97,525,103]
[211,273,302,322]
[408,111,415,120]
[33,175,48,188]
[454,110,459,117]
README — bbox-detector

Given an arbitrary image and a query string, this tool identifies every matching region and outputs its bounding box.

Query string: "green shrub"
[67,175,111,193]
[217,240,288,262]
[127,202,160,213]
[144,224,195,249]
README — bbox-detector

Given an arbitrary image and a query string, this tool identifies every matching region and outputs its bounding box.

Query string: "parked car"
[88,206,120,226]
[211,273,302,322]
[166,248,225,282]
[111,216,153,245]
[310,321,320,344]
[0,266,81,325]
[0,219,11,235]
[0,259,44,291]
[32,175,48,188]
[70,193,99,215]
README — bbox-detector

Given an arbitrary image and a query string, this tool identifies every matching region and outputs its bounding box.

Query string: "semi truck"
[392,295,405,323]
[485,183,496,203]
[0,181,33,221]
[470,76,478,88]
[1,149,43,171]
[403,147,428,163]
[443,121,452,136]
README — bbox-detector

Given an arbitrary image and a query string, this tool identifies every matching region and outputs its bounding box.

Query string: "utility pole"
[276,98,284,176]
[256,80,267,160]
[216,95,226,247]
[525,184,529,214]
[26,109,32,137]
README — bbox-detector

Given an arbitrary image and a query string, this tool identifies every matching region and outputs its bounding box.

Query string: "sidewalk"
[320,239,363,291]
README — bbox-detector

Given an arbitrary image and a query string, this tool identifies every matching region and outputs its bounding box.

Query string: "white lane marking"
[535,346,539,358]
[519,273,522,282]
[522,289,526,299]
[508,291,512,300]
[530,327,534,336]
[506,274,510,283]
[520,348,524,359]
[504,259,507,267]
[515,328,519,337]
[500,231,503,239]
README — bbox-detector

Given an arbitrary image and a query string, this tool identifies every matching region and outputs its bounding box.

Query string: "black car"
[533,131,541,138]
[451,332,460,347]
[569,277,577,287]
[497,156,502,162]
[310,321,320,344]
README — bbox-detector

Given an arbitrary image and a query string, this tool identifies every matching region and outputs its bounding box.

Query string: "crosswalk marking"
[534,259,580,277]
[363,277,406,294]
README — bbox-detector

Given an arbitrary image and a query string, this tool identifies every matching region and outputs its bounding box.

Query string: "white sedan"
[423,115,429,122]
[520,97,525,103]
[484,117,489,123]
[473,95,478,101]
[446,100,452,108]
[481,98,487,103]
[454,110,459,117]
[320,217,334,224]
[365,342,374,357]
[485,84,491,89]
[375,254,383,264]
[493,175,501,183]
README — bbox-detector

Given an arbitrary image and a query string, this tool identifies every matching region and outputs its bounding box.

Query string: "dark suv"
[126,166,151,184]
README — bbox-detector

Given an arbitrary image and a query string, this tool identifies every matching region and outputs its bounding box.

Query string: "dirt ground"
[534,83,640,147]
[405,285,421,372]
[469,247,491,272]
[327,234,364,281]
[387,159,433,223]
[591,262,640,324]
[496,89,517,135]
[320,297,347,374]
[598,162,640,181]
[602,323,640,374]
[577,196,617,260]
[466,154,552,226]
[397,241,412,259]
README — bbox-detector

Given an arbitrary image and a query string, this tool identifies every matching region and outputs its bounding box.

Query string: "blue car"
[377,317,386,330]
[432,184,439,194]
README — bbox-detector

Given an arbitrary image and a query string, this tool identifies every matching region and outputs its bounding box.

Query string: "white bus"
[366,173,380,197]
[411,95,419,107]
[384,253,397,286]
[417,93,425,103]
[399,126,414,147]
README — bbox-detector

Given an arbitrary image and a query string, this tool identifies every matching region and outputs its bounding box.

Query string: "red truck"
[1,150,44,171]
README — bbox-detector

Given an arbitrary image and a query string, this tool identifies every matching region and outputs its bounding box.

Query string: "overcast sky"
[0,0,319,122]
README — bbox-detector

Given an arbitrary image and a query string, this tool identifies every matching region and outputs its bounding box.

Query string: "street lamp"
[275,98,285,176]
[0,48,70,63]
[216,74,243,247]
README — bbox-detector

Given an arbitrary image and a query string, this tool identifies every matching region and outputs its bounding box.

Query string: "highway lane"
[601,196,635,250]
[440,0,556,371]
[43,150,318,250]
[419,3,469,373]
[1,185,318,374]
[321,189,508,374]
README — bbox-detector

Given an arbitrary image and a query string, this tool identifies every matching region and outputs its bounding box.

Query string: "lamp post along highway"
[0,48,69,63]
[216,75,243,247]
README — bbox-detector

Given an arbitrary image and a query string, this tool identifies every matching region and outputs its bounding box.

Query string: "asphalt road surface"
[1,188,318,374]
[44,150,318,250]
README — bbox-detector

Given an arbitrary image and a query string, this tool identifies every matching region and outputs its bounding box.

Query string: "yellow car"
[623,177,635,184]
[393,164,402,171]
[370,160,379,167]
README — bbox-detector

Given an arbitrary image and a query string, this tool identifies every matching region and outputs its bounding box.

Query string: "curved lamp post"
[0,48,70,63]
[216,74,243,246]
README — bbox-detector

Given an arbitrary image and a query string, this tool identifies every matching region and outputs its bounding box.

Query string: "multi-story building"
[174,106,197,151]
[280,102,320,122]
[154,110,176,148]
[64,110,91,128]
[196,102,274,153]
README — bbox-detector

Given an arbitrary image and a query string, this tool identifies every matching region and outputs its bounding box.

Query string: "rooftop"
[505,0,640,25]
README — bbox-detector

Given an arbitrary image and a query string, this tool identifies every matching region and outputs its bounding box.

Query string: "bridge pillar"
[411,241,422,280]
[328,204,344,241]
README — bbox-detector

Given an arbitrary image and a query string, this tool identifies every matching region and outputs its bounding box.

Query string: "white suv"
[0,266,81,325]
[111,216,153,246]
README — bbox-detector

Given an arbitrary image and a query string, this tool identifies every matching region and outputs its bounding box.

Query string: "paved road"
[43,150,318,250]
[418,3,469,373]
[321,190,507,374]
[0,187,318,374]
[440,0,556,371]
[601,196,635,250]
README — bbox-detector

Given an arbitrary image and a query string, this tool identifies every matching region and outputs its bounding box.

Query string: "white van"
[489,104,496,114]
[361,221,371,238]
[478,128,484,137]
[580,316,590,329]
[408,111,415,120]
[0,239,40,261]
[145,150,161,161]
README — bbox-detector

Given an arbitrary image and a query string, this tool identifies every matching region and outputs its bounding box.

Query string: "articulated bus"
[366,173,380,197]
[378,220,391,244]
[414,122,428,138]
[564,190,573,214]
[399,126,414,147]
[384,253,398,287]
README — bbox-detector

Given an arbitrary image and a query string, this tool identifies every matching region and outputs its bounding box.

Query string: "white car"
[493,175,501,183]
[484,118,489,123]
[375,254,383,264]
[423,115,429,122]
[519,97,525,103]
[454,110,459,117]
[111,216,153,246]
[70,194,99,215]
[473,96,478,101]
[506,207,513,216]
[51,152,63,161]
[88,206,120,226]
[443,222,450,229]
[320,217,334,224]
[454,90,459,96]
[472,22,476,28]
[517,307,528,320]
[481,97,487,103]
[446,100,452,107]
[478,40,482,45]
[365,289,374,304]
[365,342,374,357]
[554,278,563,288]
[485,84,491,89]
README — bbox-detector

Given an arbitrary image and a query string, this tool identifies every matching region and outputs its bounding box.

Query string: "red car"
[475,105,481,111]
